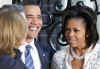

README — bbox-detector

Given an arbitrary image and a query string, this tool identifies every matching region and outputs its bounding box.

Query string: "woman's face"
[65,18,87,49]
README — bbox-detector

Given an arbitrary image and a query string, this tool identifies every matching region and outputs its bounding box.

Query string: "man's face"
[24,5,43,39]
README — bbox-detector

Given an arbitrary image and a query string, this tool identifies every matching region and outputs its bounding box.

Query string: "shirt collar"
[25,39,35,49]
[19,39,35,52]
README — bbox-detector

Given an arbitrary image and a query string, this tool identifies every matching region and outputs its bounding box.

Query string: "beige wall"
[0,0,12,8]
[97,0,100,42]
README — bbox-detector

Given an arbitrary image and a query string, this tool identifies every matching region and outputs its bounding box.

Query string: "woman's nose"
[69,31,74,37]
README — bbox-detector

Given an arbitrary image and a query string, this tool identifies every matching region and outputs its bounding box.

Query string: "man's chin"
[26,36,34,39]
[27,31,38,39]
[27,34,38,39]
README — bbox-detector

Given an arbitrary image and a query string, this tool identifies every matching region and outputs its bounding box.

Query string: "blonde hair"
[0,11,28,57]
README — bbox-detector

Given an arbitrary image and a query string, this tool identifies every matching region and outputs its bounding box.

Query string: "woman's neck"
[73,47,88,56]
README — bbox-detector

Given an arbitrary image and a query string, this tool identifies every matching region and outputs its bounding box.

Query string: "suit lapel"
[34,39,45,69]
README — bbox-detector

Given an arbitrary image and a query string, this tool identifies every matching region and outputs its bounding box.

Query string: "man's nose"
[30,18,38,24]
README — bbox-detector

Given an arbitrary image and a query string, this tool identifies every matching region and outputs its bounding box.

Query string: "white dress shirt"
[19,39,41,69]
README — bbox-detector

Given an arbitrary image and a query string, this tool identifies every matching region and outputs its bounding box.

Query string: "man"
[19,3,52,69]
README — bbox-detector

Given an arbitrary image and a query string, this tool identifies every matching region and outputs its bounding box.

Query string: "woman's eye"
[74,29,79,32]
[65,28,70,32]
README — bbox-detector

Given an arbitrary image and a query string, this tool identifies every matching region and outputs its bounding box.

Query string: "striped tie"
[25,45,34,69]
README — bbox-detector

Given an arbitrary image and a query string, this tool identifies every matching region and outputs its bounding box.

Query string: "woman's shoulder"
[0,54,27,69]
[93,43,100,54]
[52,46,70,61]
[0,54,14,63]
[55,46,70,55]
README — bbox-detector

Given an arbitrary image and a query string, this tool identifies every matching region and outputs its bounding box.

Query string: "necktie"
[25,45,34,69]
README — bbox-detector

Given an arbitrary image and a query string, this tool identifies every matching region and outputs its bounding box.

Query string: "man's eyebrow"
[38,15,42,17]
[26,14,34,17]
[26,14,42,18]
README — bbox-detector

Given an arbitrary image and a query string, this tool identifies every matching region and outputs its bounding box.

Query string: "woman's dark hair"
[62,6,99,48]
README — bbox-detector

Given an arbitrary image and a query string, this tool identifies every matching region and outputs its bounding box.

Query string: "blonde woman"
[0,11,28,69]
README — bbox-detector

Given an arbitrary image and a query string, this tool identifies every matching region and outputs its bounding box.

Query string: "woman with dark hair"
[51,6,100,69]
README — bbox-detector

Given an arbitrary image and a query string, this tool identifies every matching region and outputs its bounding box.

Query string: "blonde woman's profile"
[0,11,28,69]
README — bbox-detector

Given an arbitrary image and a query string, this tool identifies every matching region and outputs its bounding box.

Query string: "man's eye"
[27,17,33,19]
[38,16,42,19]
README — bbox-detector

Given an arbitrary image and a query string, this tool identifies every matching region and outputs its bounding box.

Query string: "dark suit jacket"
[0,54,27,69]
[16,40,55,69]
[34,40,55,69]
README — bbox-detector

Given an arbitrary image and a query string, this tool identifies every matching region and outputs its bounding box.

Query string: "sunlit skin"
[24,5,43,43]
